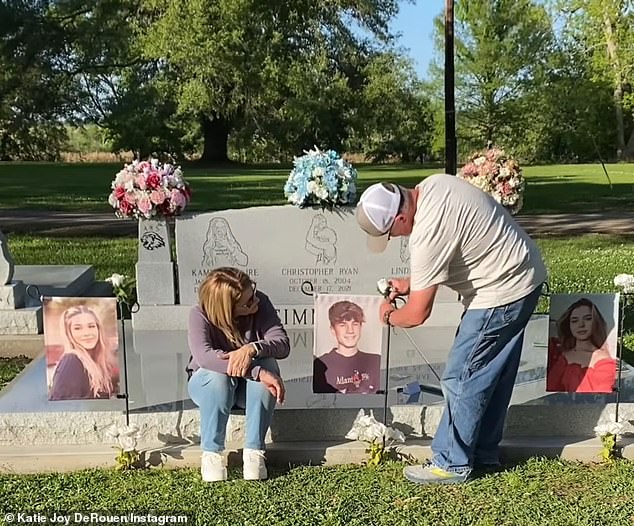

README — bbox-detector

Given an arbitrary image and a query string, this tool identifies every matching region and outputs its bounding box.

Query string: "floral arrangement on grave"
[594,416,624,463]
[284,147,358,208]
[105,422,142,470]
[106,273,137,309]
[458,147,525,215]
[108,159,192,220]
[345,409,406,466]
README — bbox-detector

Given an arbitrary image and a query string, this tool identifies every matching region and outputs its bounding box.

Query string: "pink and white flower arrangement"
[458,148,525,215]
[108,159,192,219]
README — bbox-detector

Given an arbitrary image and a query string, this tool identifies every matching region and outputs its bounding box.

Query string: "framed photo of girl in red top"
[546,294,619,394]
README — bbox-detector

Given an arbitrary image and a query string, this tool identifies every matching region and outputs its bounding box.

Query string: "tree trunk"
[604,10,626,160]
[201,115,230,163]
[624,128,634,160]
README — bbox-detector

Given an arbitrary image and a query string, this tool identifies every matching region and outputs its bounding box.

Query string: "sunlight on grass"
[1,459,634,525]
[1,162,633,214]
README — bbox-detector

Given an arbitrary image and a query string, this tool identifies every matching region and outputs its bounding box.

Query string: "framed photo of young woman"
[44,297,120,401]
[546,293,619,394]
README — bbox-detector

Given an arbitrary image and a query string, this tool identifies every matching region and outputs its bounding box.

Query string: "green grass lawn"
[1,459,634,525]
[1,162,633,215]
[0,356,30,390]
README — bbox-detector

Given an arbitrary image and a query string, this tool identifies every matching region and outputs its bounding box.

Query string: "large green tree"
[0,1,75,160]
[557,0,634,160]
[139,0,400,162]
[347,52,435,162]
[53,0,197,158]
[431,0,555,157]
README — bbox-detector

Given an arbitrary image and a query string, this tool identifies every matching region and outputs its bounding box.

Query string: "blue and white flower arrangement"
[284,147,358,208]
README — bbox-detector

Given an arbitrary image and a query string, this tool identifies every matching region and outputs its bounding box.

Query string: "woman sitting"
[187,267,289,482]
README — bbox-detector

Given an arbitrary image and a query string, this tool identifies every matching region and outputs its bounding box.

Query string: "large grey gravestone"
[129,205,587,411]
[130,205,468,410]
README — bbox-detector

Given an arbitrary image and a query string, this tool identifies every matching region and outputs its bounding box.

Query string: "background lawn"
[1,162,633,215]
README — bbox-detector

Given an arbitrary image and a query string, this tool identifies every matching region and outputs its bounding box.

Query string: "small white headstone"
[0,230,15,285]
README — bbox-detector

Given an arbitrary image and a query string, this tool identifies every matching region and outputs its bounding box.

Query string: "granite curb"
[1,437,633,474]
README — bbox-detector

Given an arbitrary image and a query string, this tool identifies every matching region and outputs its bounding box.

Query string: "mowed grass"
[1,162,633,214]
[1,459,634,526]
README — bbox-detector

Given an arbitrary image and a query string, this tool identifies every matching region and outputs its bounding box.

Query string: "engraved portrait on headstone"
[400,237,410,263]
[305,214,337,265]
[201,217,248,267]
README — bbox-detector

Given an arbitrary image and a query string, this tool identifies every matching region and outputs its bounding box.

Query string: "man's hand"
[221,344,256,377]
[379,301,395,325]
[388,277,410,301]
[258,369,286,404]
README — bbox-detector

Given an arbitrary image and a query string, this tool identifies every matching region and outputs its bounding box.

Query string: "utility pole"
[445,0,457,175]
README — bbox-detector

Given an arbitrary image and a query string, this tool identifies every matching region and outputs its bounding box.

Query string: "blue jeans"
[188,358,279,452]
[431,285,542,474]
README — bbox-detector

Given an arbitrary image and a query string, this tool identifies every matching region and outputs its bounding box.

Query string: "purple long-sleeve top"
[186,290,290,381]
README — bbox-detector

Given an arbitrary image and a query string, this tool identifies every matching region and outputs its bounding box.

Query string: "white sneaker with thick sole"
[201,451,227,482]
[243,448,267,480]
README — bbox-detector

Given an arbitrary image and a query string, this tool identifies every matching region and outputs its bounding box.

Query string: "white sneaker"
[201,451,227,482]
[243,448,267,480]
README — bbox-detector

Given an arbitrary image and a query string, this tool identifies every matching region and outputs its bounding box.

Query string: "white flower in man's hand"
[377,279,391,298]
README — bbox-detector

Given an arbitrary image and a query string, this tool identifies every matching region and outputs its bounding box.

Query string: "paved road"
[1,209,633,237]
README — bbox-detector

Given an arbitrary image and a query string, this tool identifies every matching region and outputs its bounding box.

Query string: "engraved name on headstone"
[176,206,411,307]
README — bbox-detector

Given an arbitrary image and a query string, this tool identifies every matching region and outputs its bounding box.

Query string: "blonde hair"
[60,305,114,397]
[198,267,252,347]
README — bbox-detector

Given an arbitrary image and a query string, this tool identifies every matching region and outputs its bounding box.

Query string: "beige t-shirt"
[409,174,547,309]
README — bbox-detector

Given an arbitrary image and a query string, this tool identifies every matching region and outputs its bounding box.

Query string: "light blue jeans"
[188,358,279,452]
[431,285,542,474]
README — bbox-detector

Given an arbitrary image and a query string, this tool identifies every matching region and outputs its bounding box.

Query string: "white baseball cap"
[355,183,405,253]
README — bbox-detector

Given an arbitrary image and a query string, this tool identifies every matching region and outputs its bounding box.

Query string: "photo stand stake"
[382,317,393,445]
[614,293,630,425]
[116,300,139,427]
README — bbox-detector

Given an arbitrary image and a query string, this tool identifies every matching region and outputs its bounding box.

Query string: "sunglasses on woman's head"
[238,281,257,309]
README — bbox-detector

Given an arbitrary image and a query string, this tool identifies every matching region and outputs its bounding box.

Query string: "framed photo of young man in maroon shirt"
[312,294,384,394]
